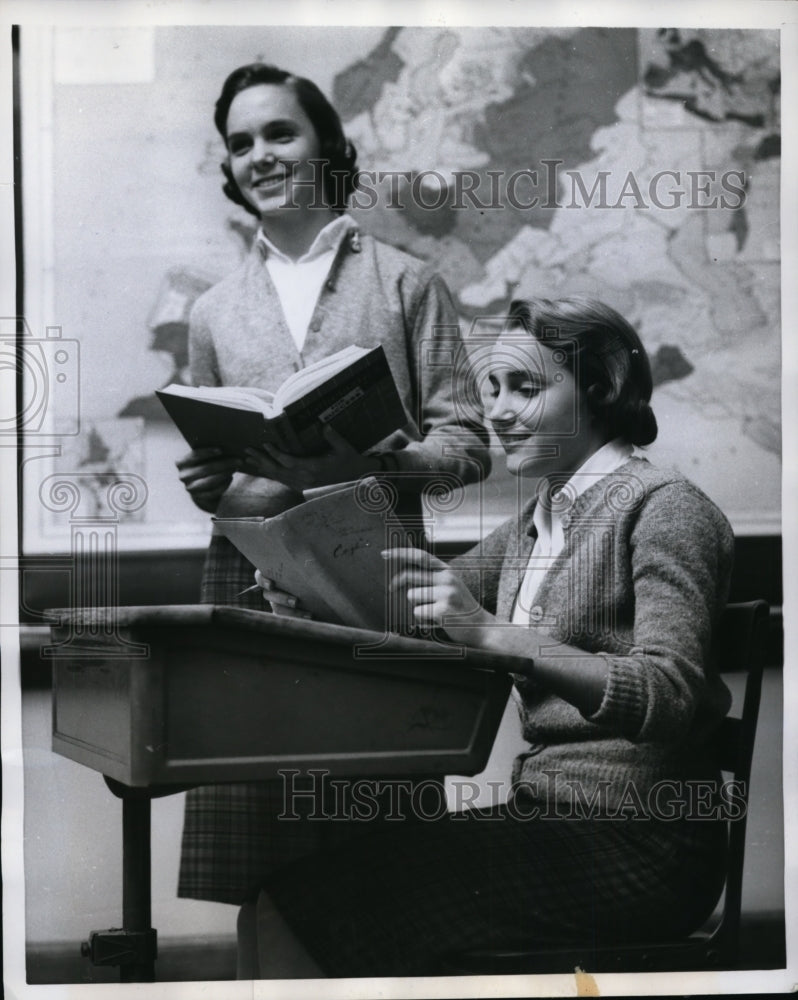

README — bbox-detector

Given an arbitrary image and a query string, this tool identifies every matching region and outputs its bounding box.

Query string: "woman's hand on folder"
[176,447,242,513]
[242,426,382,491]
[254,570,312,619]
[382,547,497,643]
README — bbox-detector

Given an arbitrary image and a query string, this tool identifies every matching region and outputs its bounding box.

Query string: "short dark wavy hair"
[506,296,658,447]
[214,63,359,216]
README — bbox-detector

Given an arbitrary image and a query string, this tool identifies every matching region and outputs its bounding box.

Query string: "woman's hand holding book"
[243,425,383,491]
[175,447,242,513]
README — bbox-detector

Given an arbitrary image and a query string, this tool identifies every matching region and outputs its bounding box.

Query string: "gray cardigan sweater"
[453,457,735,815]
[189,229,491,517]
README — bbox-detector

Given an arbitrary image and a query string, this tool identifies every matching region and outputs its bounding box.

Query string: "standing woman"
[174,64,490,926]
[253,297,736,977]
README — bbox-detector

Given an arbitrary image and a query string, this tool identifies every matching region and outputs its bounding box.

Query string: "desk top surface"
[47,605,526,673]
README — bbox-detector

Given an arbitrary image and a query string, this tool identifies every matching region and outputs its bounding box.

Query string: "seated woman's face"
[225,83,323,218]
[482,330,604,480]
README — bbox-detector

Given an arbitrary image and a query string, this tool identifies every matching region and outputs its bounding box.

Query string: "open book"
[156,345,407,457]
[214,479,414,632]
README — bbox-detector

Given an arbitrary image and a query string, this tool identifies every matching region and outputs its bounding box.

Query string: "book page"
[272,345,369,411]
[160,383,276,415]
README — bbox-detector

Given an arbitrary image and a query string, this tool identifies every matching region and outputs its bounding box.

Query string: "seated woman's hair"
[507,296,658,447]
[214,63,359,215]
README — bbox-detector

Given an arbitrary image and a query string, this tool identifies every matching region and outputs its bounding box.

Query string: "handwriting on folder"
[215,479,413,632]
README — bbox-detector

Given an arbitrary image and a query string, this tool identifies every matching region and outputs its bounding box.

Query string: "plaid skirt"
[263,804,728,978]
[179,534,443,903]
[179,770,447,904]
[198,533,266,609]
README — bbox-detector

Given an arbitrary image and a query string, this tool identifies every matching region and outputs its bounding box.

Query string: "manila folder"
[214,481,410,631]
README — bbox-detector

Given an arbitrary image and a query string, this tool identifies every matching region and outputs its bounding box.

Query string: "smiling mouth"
[497,434,532,451]
[252,174,287,191]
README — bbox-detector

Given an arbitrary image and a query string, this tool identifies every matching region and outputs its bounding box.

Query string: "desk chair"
[442,599,771,975]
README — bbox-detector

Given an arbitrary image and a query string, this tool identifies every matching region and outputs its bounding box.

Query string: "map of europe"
[331,25,781,525]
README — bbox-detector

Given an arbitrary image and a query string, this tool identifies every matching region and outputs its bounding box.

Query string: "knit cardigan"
[188,228,491,517]
[453,457,735,815]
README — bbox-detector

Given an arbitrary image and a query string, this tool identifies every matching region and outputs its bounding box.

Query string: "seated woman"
[254,296,735,979]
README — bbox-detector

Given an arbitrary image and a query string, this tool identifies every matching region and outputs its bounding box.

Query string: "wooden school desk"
[47,605,516,981]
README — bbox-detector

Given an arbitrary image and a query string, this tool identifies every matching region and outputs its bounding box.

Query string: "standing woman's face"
[224,83,324,219]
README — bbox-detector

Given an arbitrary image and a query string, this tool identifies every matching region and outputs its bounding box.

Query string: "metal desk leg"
[121,794,156,982]
[80,779,157,982]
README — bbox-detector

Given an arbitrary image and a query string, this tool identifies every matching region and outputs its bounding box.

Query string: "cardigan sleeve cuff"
[584,654,649,739]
